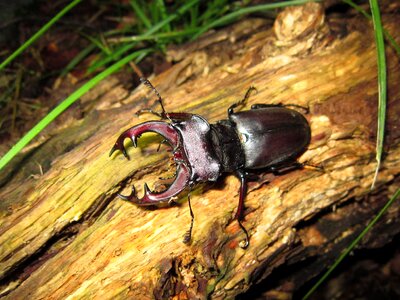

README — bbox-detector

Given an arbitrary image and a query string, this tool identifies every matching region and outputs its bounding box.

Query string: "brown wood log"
[1,3,400,299]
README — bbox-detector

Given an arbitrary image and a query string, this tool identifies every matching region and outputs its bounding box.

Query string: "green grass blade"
[107,28,200,43]
[0,49,151,172]
[87,41,138,73]
[60,44,97,77]
[342,1,395,189]
[302,188,400,299]
[0,0,83,71]
[129,0,152,29]
[155,0,171,32]
[189,5,199,28]
[369,0,387,189]
[89,0,200,72]
[191,0,320,40]
[80,32,112,55]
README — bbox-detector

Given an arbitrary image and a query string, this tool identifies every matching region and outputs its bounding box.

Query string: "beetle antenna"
[140,78,172,122]
[183,189,195,244]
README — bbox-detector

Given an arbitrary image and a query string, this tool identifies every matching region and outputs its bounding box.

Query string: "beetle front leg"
[136,108,163,118]
[136,109,196,125]
[235,169,250,248]
[182,186,195,244]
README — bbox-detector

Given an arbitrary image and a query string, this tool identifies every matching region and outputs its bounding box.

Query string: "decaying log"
[1,3,400,299]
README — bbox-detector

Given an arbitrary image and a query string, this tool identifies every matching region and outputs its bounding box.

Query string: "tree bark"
[1,3,400,299]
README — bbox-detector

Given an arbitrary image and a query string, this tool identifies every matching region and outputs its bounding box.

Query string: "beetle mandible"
[110,78,311,248]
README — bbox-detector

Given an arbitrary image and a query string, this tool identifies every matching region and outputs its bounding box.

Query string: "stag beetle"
[110,78,311,248]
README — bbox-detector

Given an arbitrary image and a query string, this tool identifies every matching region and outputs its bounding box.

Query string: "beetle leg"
[182,186,195,244]
[270,161,324,175]
[269,161,308,175]
[235,169,250,248]
[156,139,169,152]
[228,86,257,115]
[251,103,309,113]
[251,103,282,109]
[135,110,196,123]
[136,108,163,118]
[167,112,197,121]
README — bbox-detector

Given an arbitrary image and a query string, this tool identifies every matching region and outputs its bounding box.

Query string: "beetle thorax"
[173,115,221,183]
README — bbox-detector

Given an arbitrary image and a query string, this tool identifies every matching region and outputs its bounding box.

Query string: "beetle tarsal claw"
[237,220,250,249]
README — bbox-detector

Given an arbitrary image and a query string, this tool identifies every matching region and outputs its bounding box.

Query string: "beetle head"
[110,115,222,205]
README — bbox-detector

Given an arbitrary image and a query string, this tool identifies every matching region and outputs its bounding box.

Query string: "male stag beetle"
[110,78,311,248]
